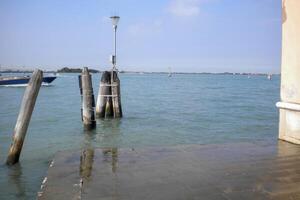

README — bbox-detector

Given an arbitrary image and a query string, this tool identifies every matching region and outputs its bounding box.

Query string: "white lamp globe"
[110,16,120,27]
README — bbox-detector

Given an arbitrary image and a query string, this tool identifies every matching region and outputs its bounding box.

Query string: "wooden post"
[111,71,122,118]
[6,69,43,165]
[104,96,113,118]
[96,71,113,118]
[79,67,96,129]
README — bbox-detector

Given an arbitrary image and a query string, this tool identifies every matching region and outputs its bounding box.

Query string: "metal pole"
[114,26,117,69]
[111,25,117,96]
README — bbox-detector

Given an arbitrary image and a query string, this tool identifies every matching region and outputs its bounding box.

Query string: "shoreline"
[0,70,280,76]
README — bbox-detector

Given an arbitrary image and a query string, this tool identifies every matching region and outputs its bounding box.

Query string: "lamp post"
[96,16,122,118]
[110,16,120,70]
[108,15,122,118]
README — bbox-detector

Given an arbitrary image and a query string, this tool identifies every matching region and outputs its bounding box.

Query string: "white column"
[277,0,300,144]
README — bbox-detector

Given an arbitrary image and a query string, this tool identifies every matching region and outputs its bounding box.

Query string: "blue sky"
[0,0,281,73]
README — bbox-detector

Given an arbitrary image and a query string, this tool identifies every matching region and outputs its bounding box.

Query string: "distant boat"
[0,75,56,86]
[267,74,272,80]
[168,67,172,77]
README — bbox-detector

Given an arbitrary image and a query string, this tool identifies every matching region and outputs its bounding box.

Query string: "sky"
[0,0,281,73]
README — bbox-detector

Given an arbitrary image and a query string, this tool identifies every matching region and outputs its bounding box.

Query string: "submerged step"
[38,142,300,200]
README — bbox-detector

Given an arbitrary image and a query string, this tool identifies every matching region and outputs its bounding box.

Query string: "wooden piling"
[96,71,113,118]
[111,71,122,118]
[6,69,43,165]
[104,96,113,118]
[95,70,122,118]
[79,67,96,129]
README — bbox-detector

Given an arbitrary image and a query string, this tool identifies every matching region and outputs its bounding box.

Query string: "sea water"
[0,73,279,199]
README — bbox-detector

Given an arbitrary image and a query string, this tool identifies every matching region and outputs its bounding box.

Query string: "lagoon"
[0,73,280,199]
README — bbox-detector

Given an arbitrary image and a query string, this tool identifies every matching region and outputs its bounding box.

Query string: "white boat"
[267,74,272,80]
[168,67,172,77]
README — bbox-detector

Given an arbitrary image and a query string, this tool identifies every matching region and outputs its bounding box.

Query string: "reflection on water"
[96,118,122,131]
[80,148,94,179]
[277,140,300,156]
[83,119,122,148]
[6,164,27,199]
[269,141,300,199]
[80,129,96,180]
[252,141,300,199]
[80,126,120,199]
[37,139,300,199]
[96,120,120,173]
[102,148,118,173]
[80,121,120,178]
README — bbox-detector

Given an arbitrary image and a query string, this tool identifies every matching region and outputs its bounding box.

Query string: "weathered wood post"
[6,69,43,165]
[79,67,96,129]
[95,71,113,118]
[105,95,113,118]
[111,71,122,118]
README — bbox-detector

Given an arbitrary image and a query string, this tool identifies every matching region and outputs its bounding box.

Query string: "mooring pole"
[96,71,113,118]
[6,69,43,165]
[79,67,96,129]
[111,71,122,118]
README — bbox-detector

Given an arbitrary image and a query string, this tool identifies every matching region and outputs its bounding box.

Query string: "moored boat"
[0,75,56,86]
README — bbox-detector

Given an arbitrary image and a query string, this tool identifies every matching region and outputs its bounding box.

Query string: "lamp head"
[110,16,120,28]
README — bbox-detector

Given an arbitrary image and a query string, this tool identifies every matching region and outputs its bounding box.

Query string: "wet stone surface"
[38,141,300,200]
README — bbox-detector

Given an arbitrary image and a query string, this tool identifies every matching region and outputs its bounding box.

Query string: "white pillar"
[277,0,300,144]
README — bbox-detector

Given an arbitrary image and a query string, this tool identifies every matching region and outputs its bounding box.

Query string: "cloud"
[168,0,201,17]
[128,20,163,36]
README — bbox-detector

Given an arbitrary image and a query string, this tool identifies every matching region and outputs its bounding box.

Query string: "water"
[0,73,279,199]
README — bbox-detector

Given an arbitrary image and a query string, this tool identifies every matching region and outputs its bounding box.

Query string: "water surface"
[0,73,280,199]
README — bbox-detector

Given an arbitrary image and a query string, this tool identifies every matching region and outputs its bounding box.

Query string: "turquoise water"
[0,73,279,199]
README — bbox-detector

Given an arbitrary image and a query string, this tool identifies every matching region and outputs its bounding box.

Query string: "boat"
[168,67,172,77]
[267,74,272,80]
[0,75,56,86]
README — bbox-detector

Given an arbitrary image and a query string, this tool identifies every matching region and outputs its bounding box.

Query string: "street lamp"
[110,16,120,70]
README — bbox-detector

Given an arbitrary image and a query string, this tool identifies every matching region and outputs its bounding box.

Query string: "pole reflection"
[7,163,27,199]
[80,148,95,179]
[102,148,118,173]
[79,119,121,199]
[80,129,96,182]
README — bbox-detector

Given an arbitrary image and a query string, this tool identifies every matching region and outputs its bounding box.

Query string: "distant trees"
[57,67,100,73]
